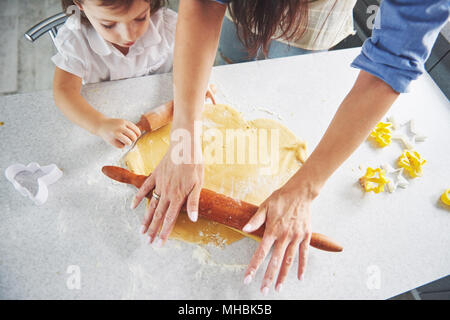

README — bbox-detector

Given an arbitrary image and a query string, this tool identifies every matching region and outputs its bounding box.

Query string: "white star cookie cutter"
[387,116,427,149]
[381,163,409,193]
[4,162,63,205]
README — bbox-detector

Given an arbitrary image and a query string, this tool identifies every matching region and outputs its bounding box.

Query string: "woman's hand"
[96,117,141,149]
[131,141,204,246]
[242,175,316,295]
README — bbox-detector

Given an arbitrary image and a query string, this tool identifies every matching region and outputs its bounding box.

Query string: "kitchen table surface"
[1,48,449,299]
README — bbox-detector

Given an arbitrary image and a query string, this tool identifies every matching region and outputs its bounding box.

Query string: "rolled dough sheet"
[124,104,307,246]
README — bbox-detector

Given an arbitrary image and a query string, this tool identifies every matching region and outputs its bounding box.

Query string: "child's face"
[78,0,151,48]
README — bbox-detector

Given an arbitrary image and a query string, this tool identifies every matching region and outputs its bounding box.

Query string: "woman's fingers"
[297,232,311,280]
[141,195,159,239]
[242,206,271,285]
[158,201,183,245]
[242,206,267,233]
[131,174,155,209]
[147,198,170,244]
[243,233,275,285]
[275,238,301,291]
[261,240,289,295]
[186,184,201,222]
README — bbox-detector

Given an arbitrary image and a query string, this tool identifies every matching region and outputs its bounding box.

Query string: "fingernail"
[156,239,163,248]
[262,287,269,296]
[147,235,152,244]
[188,211,198,222]
[299,275,304,281]
[276,283,283,293]
[242,224,253,233]
[244,275,252,285]
[140,225,146,234]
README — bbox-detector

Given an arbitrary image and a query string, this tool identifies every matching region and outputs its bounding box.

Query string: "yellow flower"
[441,189,450,206]
[397,150,426,178]
[369,122,392,147]
[359,167,390,193]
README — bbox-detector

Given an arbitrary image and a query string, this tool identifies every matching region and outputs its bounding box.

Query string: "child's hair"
[61,0,166,24]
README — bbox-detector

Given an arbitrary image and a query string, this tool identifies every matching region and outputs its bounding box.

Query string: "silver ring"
[152,190,161,201]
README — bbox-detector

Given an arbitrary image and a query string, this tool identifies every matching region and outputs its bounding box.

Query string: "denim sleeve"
[351,0,450,93]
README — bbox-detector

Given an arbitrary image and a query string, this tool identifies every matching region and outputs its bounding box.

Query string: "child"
[52,0,177,148]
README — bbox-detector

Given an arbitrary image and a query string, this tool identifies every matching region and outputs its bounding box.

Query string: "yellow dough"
[124,104,307,246]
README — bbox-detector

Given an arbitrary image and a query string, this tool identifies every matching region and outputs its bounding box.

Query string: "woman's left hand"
[241,176,316,295]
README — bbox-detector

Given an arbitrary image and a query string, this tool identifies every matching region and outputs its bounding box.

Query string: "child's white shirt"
[52,8,177,84]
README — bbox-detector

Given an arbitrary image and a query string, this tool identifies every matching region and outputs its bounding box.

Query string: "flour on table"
[192,245,246,273]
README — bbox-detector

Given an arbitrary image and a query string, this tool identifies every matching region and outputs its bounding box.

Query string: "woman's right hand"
[96,117,142,148]
[131,134,204,246]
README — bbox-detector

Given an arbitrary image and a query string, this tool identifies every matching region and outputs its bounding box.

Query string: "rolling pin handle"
[136,116,150,133]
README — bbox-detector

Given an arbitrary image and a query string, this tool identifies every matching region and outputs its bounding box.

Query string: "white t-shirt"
[52,8,177,84]
[280,0,357,50]
[225,0,356,51]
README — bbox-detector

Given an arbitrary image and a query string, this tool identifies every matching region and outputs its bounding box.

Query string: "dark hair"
[61,0,166,24]
[228,0,311,56]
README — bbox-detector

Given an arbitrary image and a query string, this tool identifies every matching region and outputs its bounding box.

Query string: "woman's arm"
[295,70,399,195]
[132,0,227,243]
[53,67,141,148]
[172,0,226,127]
[53,66,105,135]
[242,70,399,294]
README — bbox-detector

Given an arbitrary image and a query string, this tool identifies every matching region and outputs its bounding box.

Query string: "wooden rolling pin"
[102,166,343,252]
[136,85,217,134]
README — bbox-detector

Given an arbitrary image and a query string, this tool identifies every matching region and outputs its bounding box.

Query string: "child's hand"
[97,117,142,148]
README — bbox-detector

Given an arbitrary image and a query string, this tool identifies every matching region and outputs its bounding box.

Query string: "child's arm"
[53,67,141,148]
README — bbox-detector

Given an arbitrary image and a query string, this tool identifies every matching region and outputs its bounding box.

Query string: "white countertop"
[1,48,449,299]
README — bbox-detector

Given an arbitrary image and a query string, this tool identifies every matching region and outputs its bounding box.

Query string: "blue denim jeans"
[217,18,326,65]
